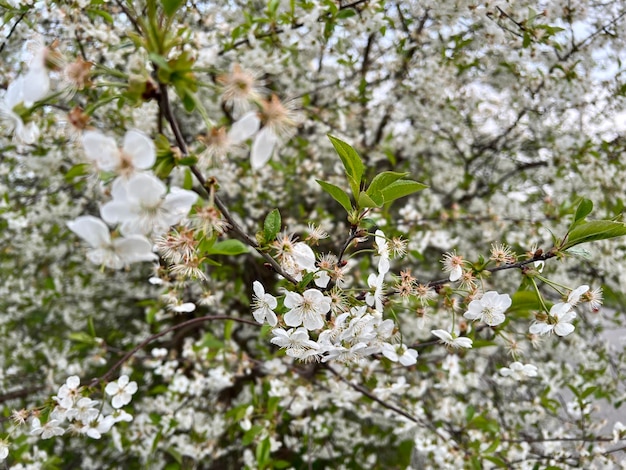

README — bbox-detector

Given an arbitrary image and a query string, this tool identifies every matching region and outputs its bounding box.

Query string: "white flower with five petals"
[463,291,511,326]
[284,289,331,330]
[105,375,138,409]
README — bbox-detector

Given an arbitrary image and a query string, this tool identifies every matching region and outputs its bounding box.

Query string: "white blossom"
[463,291,512,326]
[284,289,331,330]
[499,362,538,380]
[67,216,157,269]
[100,172,198,236]
[432,329,473,349]
[251,281,278,326]
[105,375,138,409]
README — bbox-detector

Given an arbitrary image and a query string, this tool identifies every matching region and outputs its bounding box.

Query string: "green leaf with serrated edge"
[569,198,593,230]
[358,190,382,208]
[366,171,409,196]
[207,239,248,255]
[562,220,626,250]
[316,179,352,212]
[380,179,427,203]
[328,135,365,198]
[264,209,281,242]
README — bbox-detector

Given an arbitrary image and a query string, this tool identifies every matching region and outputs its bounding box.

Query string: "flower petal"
[251,127,278,169]
[21,67,50,106]
[123,129,156,170]
[82,130,120,171]
[67,216,110,248]
[228,111,260,144]
[125,173,167,205]
[113,236,158,263]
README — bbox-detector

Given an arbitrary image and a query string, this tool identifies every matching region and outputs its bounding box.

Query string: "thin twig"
[323,363,461,450]
[156,80,299,284]
[88,315,260,387]
[0,9,28,55]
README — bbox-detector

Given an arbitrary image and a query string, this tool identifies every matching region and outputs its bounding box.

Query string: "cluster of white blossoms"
[200,64,303,170]
[0,376,137,462]
[499,362,539,381]
[68,129,198,269]
[252,230,418,366]
[529,285,595,337]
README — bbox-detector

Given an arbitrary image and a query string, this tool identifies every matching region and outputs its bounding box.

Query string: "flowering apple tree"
[2,0,626,468]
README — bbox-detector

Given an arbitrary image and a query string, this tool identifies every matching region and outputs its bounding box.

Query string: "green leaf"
[380,179,427,203]
[508,291,542,316]
[177,155,198,166]
[242,425,263,446]
[160,0,183,17]
[336,8,356,19]
[86,7,114,24]
[263,209,281,242]
[570,198,593,230]
[366,171,409,196]
[483,456,508,468]
[255,437,271,465]
[483,437,501,454]
[268,0,280,14]
[316,179,353,212]
[149,53,172,73]
[273,461,292,469]
[64,163,90,182]
[207,239,249,256]
[68,332,97,345]
[357,190,382,208]
[562,220,626,250]
[328,135,365,198]
[182,169,193,190]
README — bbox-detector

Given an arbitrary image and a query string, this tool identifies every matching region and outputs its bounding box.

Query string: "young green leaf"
[380,179,427,203]
[562,220,626,250]
[358,190,383,208]
[328,135,365,198]
[366,171,409,196]
[316,179,353,212]
[569,198,593,230]
[161,0,183,16]
[207,239,249,256]
[263,209,281,242]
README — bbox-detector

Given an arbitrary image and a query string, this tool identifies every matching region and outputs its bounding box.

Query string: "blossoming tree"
[1,0,626,468]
